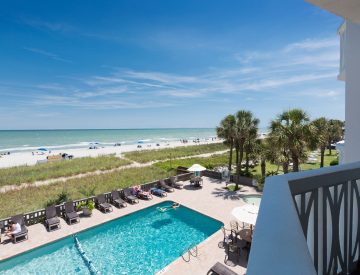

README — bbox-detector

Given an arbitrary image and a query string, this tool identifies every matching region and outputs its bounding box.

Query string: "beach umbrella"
[187,164,207,172]
[187,164,207,177]
[137,140,144,144]
[231,204,259,226]
[37,148,48,151]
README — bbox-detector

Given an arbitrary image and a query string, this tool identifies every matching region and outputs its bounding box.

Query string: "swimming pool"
[0,201,222,274]
[241,194,262,206]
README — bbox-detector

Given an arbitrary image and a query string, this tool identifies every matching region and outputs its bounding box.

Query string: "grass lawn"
[0,165,172,219]
[0,155,131,187]
[123,143,227,163]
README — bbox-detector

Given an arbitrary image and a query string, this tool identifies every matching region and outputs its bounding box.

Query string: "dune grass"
[0,155,131,187]
[154,153,230,171]
[123,143,227,163]
[0,165,172,219]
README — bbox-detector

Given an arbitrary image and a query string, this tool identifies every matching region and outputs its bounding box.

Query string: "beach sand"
[0,139,221,168]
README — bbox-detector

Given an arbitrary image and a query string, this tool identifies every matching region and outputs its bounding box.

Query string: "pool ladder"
[181,244,198,262]
[73,234,101,275]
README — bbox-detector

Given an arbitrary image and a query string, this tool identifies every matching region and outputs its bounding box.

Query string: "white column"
[344,21,360,163]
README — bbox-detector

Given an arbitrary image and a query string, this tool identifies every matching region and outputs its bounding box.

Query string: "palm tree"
[244,119,260,174]
[234,110,258,183]
[268,127,291,173]
[311,117,329,167]
[269,109,313,172]
[216,115,236,174]
[327,119,344,155]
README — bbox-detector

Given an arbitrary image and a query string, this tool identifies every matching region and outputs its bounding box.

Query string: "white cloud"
[284,38,338,52]
[24,47,72,63]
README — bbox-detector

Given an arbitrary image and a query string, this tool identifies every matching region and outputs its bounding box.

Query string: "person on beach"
[4,221,21,241]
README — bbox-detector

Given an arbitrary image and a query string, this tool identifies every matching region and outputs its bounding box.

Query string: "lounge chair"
[122,188,139,204]
[132,186,153,200]
[207,262,238,275]
[64,201,80,225]
[95,194,113,213]
[170,176,183,189]
[45,205,61,231]
[158,179,174,192]
[9,214,28,244]
[110,190,127,208]
[150,187,167,197]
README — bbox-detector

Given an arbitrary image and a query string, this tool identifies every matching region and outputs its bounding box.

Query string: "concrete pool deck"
[0,177,260,275]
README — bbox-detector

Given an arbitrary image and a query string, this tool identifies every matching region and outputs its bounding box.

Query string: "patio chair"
[9,214,28,244]
[207,262,239,275]
[170,176,183,189]
[150,187,167,197]
[218,226,233,249]
[64,201,80,225]
[110,190,127,208]
[158,179,174,192]
[45,205,61,232]
[95,194,113,213]
[122,188,139,204]
[230,220,241,238]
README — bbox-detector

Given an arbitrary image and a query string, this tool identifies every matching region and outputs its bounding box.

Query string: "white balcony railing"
[247,162,360,275]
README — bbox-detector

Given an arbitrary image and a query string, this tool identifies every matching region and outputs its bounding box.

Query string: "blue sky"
[0,0,344,130]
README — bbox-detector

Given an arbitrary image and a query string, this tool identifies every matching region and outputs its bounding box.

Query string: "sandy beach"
[0,139,222,168]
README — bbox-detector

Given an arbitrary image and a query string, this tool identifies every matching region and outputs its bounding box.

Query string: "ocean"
[0,128,216,153]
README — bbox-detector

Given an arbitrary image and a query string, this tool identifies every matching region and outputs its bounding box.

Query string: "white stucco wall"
[344,21,360,163]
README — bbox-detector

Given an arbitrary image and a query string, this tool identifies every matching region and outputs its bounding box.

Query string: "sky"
[0,0,344,130]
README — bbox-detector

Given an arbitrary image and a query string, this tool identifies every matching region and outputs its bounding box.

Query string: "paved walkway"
[0,177,259,275]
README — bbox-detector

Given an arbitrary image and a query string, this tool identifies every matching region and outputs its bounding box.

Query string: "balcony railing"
[247,161,360,275]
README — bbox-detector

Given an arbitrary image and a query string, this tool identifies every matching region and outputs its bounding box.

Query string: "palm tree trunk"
[293,157,299,172]
[328,140,332,155]
[228,142,233,172]
[283,162,289,174]
[261,158,266,178]
[245,141,250,174]
[235,146,239,189]
[320,146,325,168]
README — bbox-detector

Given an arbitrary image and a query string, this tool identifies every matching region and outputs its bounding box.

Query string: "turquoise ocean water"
[0,128,216,152]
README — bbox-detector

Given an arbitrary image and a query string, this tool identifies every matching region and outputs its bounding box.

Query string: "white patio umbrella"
[187,164,207,176]
[231,204,259,226]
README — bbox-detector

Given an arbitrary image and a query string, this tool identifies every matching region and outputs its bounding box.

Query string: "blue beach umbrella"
[137,140,144,144]
[37,148,48,151]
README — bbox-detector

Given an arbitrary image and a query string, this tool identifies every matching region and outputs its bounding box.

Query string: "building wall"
[344,21,360,163]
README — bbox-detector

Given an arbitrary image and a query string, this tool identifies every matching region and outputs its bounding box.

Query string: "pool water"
[242,194,262,206]
[0,201,222,274]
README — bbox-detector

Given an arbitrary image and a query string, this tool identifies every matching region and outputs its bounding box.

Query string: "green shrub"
[45,190,71,207]
[330,159,339,166]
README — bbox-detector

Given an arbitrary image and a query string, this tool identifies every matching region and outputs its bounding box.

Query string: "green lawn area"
[0,155,131,187]
[123,143,227,163]
[0,165,172,219]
